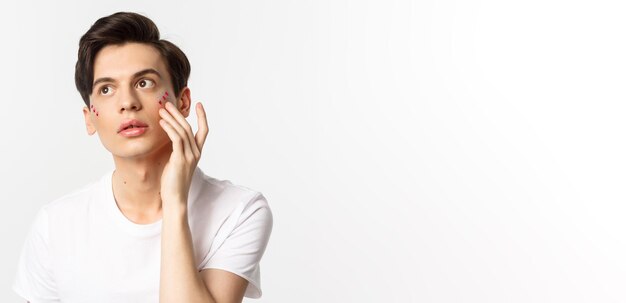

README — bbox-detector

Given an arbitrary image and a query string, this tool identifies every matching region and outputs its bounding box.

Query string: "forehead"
[93,42,168,82]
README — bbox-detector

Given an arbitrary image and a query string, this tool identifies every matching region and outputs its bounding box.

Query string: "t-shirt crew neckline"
[103,169,163,238]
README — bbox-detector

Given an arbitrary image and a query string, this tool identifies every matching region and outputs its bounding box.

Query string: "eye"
[136,79,155,89]
[100,85,113,95]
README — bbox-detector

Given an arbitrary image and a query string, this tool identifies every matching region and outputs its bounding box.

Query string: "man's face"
[82,42,190,159]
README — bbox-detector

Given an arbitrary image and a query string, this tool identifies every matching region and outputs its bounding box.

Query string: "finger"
[159,118,184,157]
[164,102,200,159]
[159,107,195,160]
[195,102,209,151]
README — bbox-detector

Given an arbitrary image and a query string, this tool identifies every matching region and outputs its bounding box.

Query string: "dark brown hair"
[75,12,190,107]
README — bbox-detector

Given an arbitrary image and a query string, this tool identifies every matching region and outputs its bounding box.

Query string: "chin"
[102,134,170,157]
[104,141,152,157]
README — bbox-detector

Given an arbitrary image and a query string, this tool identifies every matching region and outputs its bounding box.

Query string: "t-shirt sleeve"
[202,193,274,299]
[12,206,60,302]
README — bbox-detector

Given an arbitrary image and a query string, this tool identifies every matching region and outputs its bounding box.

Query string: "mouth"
[119,126,148,137]
[121,125,147,130]
[118,119,149,133]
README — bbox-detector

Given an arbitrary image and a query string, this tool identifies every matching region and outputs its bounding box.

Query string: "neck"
[111,142,172,217]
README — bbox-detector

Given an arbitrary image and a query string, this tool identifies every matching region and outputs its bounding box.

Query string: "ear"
[82,105,97,135]
[177,87,192,118]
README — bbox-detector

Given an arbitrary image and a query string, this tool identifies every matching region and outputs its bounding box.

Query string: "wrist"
[162,200,188,218]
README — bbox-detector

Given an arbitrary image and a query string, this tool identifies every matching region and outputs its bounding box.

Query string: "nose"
[118,89,142,112]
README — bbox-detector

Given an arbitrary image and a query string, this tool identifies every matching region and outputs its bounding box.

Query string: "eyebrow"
[92,68,162,88]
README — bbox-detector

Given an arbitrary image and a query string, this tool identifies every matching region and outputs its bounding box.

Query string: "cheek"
[158,90,170,107]
[90,104,99,117]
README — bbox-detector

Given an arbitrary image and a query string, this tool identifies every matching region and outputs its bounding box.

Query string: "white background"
[1,0,625,302]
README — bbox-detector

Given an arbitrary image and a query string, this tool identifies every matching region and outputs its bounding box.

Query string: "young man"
[12,12,273,303]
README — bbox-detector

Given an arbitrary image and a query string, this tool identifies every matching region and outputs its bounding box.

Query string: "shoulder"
[189,168,273,239]
[191,168,271,212]
[39,172,107,224]
[46,177,102,211]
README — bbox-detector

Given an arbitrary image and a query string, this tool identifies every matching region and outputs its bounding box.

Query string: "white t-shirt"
[12,166,273,303]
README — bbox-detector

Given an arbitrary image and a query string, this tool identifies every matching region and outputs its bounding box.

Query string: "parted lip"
[118,119,148,133]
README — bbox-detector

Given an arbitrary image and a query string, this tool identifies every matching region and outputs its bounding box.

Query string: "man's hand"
[158,101,209,209]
